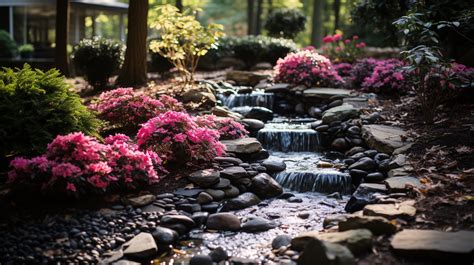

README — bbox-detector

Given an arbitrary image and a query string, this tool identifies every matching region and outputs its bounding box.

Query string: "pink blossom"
[323,36,334,43]
[333,34,342,41]
[344,39,351,44]
[353,35,359,40]
[66,182,77,192]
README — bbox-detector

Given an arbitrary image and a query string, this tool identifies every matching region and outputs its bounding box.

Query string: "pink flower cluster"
[361,59,412,93]
[8,132,165,195]
[322,34,365,63]
[333,63,353,77]
[195,115,249,140]
[89,88,184,133]
[137,111,225,166]
[273,50,344,87]
[349,58,379,88]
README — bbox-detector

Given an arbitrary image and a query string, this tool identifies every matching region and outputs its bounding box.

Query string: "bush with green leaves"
[264,8,306,39]
[0,64,100,158]
[0,30,17,58]
[19,44,34,58]
[72,37,124,89]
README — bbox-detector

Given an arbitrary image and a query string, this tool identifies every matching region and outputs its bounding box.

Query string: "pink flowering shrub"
[7,132,165,196]
[333,63,353,77]
[89,88,184,133]
[322,34,366,63]
[195,115,249,140]
[137,111,225,166]
[273,49,344,87]
[361,59,412,93]
[349,58,379,88]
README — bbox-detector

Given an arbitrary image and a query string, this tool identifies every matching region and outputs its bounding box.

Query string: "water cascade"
[257,123,321,152]
[218,92,275,109]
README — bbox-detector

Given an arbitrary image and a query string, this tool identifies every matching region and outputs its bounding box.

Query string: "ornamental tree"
[150,5,224,86]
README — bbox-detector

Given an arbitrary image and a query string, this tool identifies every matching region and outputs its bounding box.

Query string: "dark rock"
[241,217,276,233]
[160,215,195,228]
[215,156,243,165]
[350,152,367,161]
[349,157,376,171]
[206,213,241,231]
[315,124,329,132]
[220,166,248,181]
[344,183,387,213]
[151,227,179,245]
[201,203,219,213]
[190,255,213,265]
[196,192,214,204]
[176,204,201,213]
[364,172,385,182]
[298,212,310,219]
[374,153,390,163]
[345,146,366,156]
[204,189,226,201]
[261,160,286,173]
[288,197,303,203]
[328,99,343,108]
[309,107,323,118]
[221,192,261,211]
[347,126,361,135]
[344,158,355,166]
[209,247,228,262]
[363,149,378,158]
[272,234,292,249]
[297,239,355,265]
[331,138,349,151]
[241,119,265,132]
[250,173,283,199]
[224,185,240,198]
[278,192,295,199]
[188,169,220,188]
[212,178,231,189]
[191,212,209,227]
[174,188,204,197]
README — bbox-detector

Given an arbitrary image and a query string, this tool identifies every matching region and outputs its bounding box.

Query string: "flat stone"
[298,239,355,265]
[241,118,265,131]
[221,138,262,154]
[265,83,291,93]
[303,88,352,99]
[204,189,226,201]
[122,194,155,207]
[174,188,204,197]
[215,156,243,165]
[361,125,409,154]
[391,229,474,262]
[122,233,157,259]
[189,255,213,265]
[363,203,416,220]
[220,166,248,181]
[384,176,423,193]
[339,215,397,235]
[221,192,261,211]
[226,70,270,86]
[343,97,369,109]
[387,166,414,178]
[206,213,241,231]
[241,217,276,233]
[212,178,231,189]
[188,169,220,188]
[261,160,286,173]
[322,104,360,123]
[292,229,373,255]
[223,185,240,198]
[323,214,350,229]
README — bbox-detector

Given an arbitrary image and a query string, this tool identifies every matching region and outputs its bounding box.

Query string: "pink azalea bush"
[361,59,412,93]
[89,88,184,132]
[349,58,379,88]
[195,115,249,140]
[273,49,344,87]
[137,111,225,166]
[7,132,165,195]
[333,63,353,77]
[322,34,366,63]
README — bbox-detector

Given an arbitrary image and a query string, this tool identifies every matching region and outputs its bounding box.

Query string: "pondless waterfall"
[257,123,321,152]
[218,92,274,109]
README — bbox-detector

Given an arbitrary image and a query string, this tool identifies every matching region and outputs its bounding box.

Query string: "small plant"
[137,111,225,167]
[18,44,34,58]
[89,88,184,133]
[273,49,344,87]
[0,64,100,158]
[73,37,125,89]
[195,115,248,140]
[7,133,165,196]
[150,5,224,86]
[361,59,412,93]
[0,30,17,58]
[322,34,366,63]
[264,8,307,39]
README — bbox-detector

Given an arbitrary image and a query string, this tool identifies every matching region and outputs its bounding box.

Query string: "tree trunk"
[334,0,340,30]
[117,0,148,87]
[267,0,273,15]
[311,0,324,47]
[247,0,255,35]
[55,0,69,76]
[176,0,183,12]
[255,0,263,35]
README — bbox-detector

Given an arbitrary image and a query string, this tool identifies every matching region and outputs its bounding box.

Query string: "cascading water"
[257,123,321,152]
[218,92,274,109]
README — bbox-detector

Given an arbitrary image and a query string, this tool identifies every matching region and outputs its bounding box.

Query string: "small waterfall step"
[218,91,274,109]
[257,123,321,152]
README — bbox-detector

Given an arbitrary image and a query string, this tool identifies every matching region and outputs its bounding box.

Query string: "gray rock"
[331,138,349,151]
[151,227,179,245]
[122,194,155,207]
[221,138,262,154]
[122,233,157,259]
[322,104,360,123]
[241,217,276,232]
[303,88,352,99]
[221,192,261,211]
[339,215,397,235]
[250,173,283,199]
[226,70,270,86]
[348,157,376,171]
[365,172,385,182]
[361,125,409,154]
[174,188,204,197]
[344,183,387,213]
[308,106,323,118]
[188,169,220,188]
[192,211,209,227]
[224,185,240,198]
[206,213,241,231]
[204,189,226,201]
[345,146,366,156]
[220,166,248,181]
[265,83,290,93]
[215,156,243,165]
[323,214,350,229]
[245,106,274,122]
[229,257,259,265]
[298,239,355,265]
[384,176,423,193]
[190,255,213,265]
[197,192,214,204]
[212,178,231,189]
[261,160,286,173]
[209,247,228,262]
[363,202,416,221]
[241,119,265,132]
[272,234,292,249]
[160,215,195,228]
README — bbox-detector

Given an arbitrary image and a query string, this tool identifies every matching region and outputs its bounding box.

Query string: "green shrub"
[0,30,17,58]
[233,36,297,68]
[72,37,124,89]
[18,44,34,58]
[0,64,100,158]
[263,37,298,65]
[264,9,306,39]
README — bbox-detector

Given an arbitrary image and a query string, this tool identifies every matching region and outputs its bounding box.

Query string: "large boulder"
[221,138,262,154]
[322,104,360,123]
[250,173,283,199]
[123,233,158,259]
[226,70,270,86]
[221,192,261,211]
[361,125,409,154]
[182,87,216,108]
[303,88,352,99]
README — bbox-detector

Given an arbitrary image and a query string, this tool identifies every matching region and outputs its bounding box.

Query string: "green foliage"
[18,44,34,58]
[0,64,100,158]
[0,30,17,58]
[264,8,306,39]
[72,37,124,89]
[150,4,224,85]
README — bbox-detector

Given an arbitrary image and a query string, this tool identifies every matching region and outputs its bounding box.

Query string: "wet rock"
[348,157,376,171]
[224,185,240,198]
[245,107,274,122]
[322,104,360,124]
[346,146,366,156]
[160,215,195,228]
[309,107,323,118]
[209,247,229,262]
[364,172,385,182]
[122,194,155,207]
[151,227,179,245]
[278,192,295,199]
[174,188,204,197]
[176,203,201,213]
[292,229,373,255]
[215,156,243,165]
[250,173,283,199]
[288,197,303,203]
[204,189,226,201]
[188,169,220,188]
[345,183,387,213]
[327,192,343,200]
[206,213,241,231]
[298,212,310,219]
[201,203,219,213]
[331,138,349,151]
[261,160,286,173]
[303,88,352,99]
[339,215,397,235]
[221,166,248,181]
[241,119,265,132]
[221,192,261,211]
[361,125,409,154]
[298,239,355,265]
[197,192,214,204]
[212,178,231,189]
[363,203,416,221]
[374,153,390,163]
[347,126,361,135]
[266,83,290,93]
[226,71,270,86]
[384,176,423,193]
[241,217,276,232]
[122,233,157,259]
[272,235,292,249]
[391,229,474,263]
[221,138,262,154]
[190,255,213,265]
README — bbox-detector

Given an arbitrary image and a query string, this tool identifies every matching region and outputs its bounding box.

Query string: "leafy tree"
[264,8,306,39]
